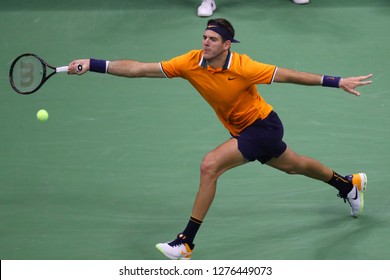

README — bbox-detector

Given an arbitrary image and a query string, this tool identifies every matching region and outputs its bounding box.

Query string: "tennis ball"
[37,109,49,122]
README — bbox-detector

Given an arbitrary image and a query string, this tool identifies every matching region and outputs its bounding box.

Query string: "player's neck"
[206,50,229,69]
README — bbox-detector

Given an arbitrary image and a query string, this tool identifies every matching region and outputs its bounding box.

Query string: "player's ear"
[224,40,232,50]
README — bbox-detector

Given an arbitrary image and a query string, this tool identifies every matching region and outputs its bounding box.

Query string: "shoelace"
[168,238,184,247]
[168,234,194,249]
[337,192,353,207]
[337,192,347,201]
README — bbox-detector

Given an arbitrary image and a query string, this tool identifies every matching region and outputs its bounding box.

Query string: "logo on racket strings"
[20,61,34,88]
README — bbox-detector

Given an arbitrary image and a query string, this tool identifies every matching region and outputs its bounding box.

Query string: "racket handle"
[56,64,83,73]
[56,66,69,73]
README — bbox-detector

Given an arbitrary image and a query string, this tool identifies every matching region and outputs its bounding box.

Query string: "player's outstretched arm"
[68,59,165,78]
[273,67,372,96]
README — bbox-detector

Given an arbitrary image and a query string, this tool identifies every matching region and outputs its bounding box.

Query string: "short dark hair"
[207,18,235,42]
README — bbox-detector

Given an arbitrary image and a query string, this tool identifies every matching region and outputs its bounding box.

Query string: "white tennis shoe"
[197,0,217,17]
[156,241,193,260]
[340,173,367,218]
[293,0,310,4]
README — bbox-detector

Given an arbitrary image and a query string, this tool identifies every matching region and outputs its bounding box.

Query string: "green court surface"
[1,0,389,260]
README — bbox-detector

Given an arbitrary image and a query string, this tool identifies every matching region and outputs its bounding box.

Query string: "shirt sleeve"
[241,54,277,85]
[160,52,191,79]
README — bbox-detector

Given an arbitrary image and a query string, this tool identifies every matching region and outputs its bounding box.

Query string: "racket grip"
[56,64,82,73]
[56,66,69,73]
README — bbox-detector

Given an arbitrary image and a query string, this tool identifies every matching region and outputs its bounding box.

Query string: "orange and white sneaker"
[156,238,194,260]
[340,173,367,218]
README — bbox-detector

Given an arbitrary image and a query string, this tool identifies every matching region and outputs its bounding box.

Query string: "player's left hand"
[339,74,373,96]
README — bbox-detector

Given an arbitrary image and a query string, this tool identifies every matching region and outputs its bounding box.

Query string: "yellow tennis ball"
[37,109,49,122]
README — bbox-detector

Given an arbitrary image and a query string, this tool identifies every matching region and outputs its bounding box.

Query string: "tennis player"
[68,18,372,260]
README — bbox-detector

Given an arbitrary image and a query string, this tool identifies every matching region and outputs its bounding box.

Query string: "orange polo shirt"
[160,50,277,136]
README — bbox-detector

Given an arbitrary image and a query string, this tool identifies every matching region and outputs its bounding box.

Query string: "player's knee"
[279,162,304,175]
[284,168,299,175]
[284,160,309,175]
[200,154,219,178]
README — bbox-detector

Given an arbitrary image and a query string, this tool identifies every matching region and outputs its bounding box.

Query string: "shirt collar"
[199,50,233,70]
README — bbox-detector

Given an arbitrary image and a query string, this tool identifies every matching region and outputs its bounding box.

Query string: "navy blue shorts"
[233,111,287,164]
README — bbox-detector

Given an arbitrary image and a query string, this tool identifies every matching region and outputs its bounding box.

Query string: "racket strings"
[11,56,45,94]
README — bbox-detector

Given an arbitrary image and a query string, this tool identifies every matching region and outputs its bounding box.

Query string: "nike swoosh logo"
[228,77,237,80]
[180,250,192,258]
[353,188,358,200]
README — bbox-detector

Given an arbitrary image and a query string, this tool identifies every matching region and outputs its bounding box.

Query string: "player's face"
[202,30,231,61]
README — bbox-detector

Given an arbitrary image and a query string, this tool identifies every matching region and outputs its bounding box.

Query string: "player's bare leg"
[156,138,246,259]
[266,147,367,217]
[192,138,247,220]
[266,147,333,181]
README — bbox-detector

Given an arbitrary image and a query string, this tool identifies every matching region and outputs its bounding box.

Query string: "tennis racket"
[9,53,82,95]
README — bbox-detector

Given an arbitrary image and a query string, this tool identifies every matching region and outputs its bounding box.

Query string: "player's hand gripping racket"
[9,53,82,94]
